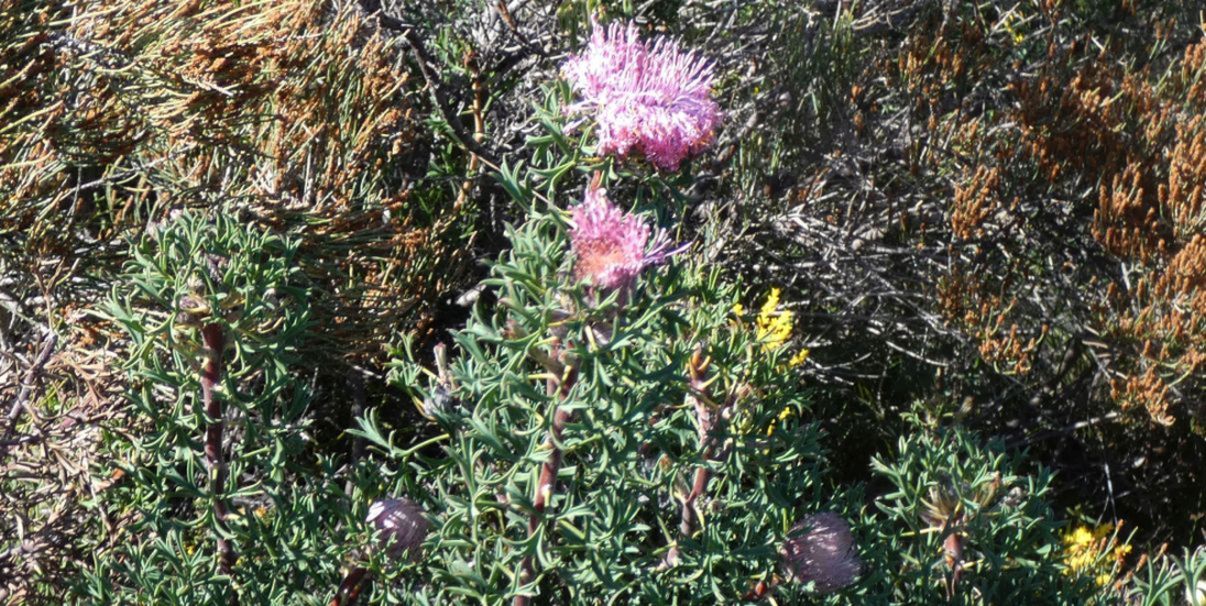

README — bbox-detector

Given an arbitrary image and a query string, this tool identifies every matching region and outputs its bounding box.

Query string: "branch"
[355,0,501,169]
[665,348,725,568]
[514,347,577,606]
[1,330,57,461]
[200,323,238,591]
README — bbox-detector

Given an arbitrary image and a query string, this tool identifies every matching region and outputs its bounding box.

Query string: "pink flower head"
[569,180,674,291]
[781,512,862,594]
[563,20,720,171]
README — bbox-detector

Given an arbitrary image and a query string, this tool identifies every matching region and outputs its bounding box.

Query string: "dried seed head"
[781,512,862,594]
[205,254,228,283]
[176,294,209,326]
[366,497,429,561]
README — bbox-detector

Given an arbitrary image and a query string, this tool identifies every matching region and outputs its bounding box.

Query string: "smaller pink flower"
[569,180,674,291]
[781,512,862,594]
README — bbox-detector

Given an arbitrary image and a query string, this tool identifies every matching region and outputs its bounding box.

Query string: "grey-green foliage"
[362,83,843,603]
[869,428,1094,605]
[1126,546,1206,606]
[76,212,362,604]
[382,217,832,604]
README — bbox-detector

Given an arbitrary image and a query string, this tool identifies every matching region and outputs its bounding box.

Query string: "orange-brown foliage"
[937,268,1046,377]
[2,0,472,364]
[919,10,1206,426]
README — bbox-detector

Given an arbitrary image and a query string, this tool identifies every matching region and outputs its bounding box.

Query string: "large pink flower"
[569,181,673,290]
[563,20,720,171]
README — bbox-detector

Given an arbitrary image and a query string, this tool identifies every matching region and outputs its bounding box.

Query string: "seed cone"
[366,497,429,561]
[781,511,862,594]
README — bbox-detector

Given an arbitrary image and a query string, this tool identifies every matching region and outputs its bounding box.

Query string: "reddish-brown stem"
[666,464,713,568]
[679,466,711,536]
[330,566,370,606]
[200,323,237,582]
[531,406,572,528]
[667,348,729,567]
[944,532,964,601]
[514,359,577,606]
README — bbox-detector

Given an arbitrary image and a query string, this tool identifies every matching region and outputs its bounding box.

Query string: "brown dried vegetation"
[929,8,1206,428]
[1043,49,1201,426]
[723,0,1204,544]
[1,0,475,596]
[2,0,474,364]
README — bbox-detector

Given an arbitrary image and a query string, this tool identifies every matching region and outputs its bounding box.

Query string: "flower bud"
[366,497,429,561]
[780,511,861,594]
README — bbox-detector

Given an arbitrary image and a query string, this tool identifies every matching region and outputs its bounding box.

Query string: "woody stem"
[514,361,577,606]
[200,323,237,582]
[330,566,370,606]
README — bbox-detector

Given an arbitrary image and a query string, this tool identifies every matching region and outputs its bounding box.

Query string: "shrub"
[713,0,1206,545]
[1,2,478,595]
[870,428,1089,604]
[376,78,843,598]
[79,212,363,603]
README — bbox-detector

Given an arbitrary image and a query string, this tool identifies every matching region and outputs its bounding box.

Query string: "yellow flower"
[1061,522,1132,585]
[788,348,810,367]
[760,288,781,316]
[1064,526,1095,549]
[755,288,794,351]
[736,288,810,368]
[766,406,795,436]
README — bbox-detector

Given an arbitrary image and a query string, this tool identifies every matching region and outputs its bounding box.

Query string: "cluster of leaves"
[1128,545,1206,606]
[869,428,1203,605]
[384,220,830,601]
[870,429,1077,603]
